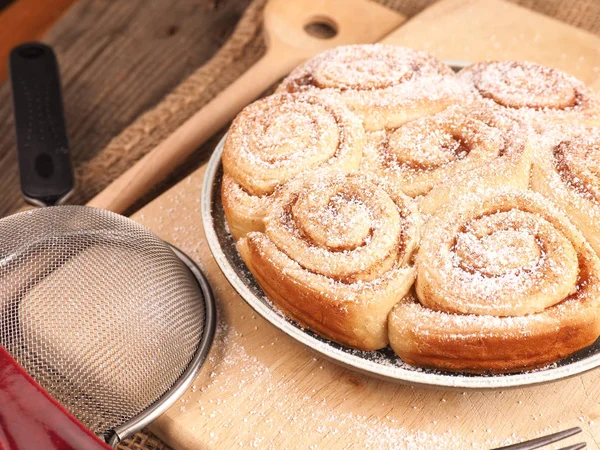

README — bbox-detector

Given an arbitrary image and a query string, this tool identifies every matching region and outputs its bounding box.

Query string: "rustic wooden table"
[0,0,250,216]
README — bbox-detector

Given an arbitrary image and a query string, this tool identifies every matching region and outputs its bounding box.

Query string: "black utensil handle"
[9,42,74,207]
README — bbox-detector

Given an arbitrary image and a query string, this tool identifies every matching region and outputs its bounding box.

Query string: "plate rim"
[200,112,600,391]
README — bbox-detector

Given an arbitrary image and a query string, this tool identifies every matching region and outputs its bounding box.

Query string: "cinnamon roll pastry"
[531,126,600,256]
[237,170,422,350]
[389,190,600,373]
[458,61,600,129]
[276,44,463,131]
[221,93,364,239]
[361,105,534,215]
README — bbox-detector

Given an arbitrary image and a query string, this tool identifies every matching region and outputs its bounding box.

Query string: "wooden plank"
[0,0,252,217]
[0,0,77,82]
[130,0,600,448]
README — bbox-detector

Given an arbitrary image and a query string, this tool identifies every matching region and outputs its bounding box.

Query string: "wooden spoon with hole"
[87,0,405,214]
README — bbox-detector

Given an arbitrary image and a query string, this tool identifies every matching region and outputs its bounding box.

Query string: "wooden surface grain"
[127,1,600,449]
[0,0,251,216]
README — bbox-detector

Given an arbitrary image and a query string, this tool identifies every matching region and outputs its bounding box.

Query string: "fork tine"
[557,443,586,450]
[490,427,582,450]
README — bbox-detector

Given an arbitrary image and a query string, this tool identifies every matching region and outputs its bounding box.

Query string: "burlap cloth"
[74,0,600,448]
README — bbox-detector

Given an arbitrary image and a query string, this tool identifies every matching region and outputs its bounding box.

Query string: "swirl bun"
[362,105,534,215]
[458,61,600,129]
[221,93,365,239]
[237,170,422,350]
[389,190,600,373]
[277,44,462,131]
[532,126,600,256]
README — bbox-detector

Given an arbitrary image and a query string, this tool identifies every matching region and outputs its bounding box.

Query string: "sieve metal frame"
[105,244,216,447]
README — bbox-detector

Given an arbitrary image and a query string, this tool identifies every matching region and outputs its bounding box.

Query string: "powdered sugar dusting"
[277,44,464,130]
[553,129,600,202]
[360,105,525,198]
[264,170,420,284]
[279,44,455,93]
[417,190,585,316]
[221,92,365,239]
[222,93,364,197]
[163,304,600,449]
[458,61,600,128]
[472,61,579,109]
[531,124,600,257]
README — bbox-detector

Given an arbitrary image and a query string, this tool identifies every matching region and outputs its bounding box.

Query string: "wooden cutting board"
[381,0,600,91]
[130,0,600,448]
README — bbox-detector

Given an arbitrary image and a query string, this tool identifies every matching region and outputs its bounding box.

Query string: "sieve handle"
[9,42,75,207]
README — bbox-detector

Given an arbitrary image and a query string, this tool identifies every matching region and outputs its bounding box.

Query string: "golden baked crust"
[389,190,600,373]
[389,286,600,373]
[237,170,422,350]
[458,61,600,130]
[221,92,364,239]
[277,44,462,131]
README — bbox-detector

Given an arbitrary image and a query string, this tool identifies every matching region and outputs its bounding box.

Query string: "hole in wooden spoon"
[304,17,338,39]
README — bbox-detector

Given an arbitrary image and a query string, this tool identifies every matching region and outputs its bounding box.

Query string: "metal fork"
[491,427,585,450]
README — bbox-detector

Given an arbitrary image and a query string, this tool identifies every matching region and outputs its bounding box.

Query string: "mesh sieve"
[0,205,214,445]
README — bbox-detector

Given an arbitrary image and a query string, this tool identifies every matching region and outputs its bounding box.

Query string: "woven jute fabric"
[116,432,170,450]
[96,0,600,448]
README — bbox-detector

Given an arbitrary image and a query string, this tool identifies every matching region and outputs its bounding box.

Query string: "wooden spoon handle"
[86,50,299,213]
